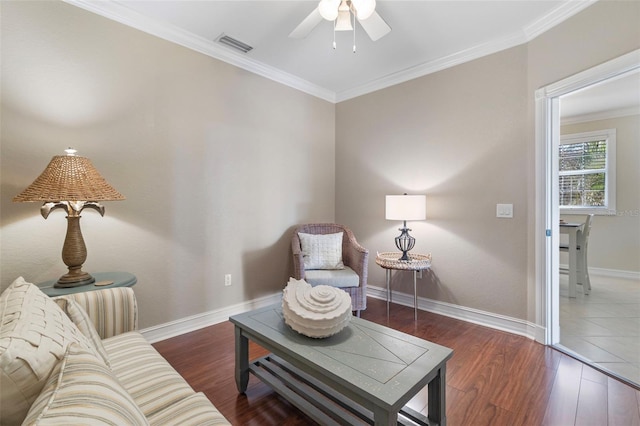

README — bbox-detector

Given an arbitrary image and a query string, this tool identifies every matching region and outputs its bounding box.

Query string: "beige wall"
[0,1,335,328]
[1,1,638,330]
[336,46,530,319]
[561,114,640,273]
[336,0,640,322]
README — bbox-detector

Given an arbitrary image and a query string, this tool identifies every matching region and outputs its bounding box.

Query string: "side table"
[375,252,432,320]
[37,271,137,297]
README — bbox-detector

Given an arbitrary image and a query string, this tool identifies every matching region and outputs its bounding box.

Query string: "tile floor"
[558,273,640,387]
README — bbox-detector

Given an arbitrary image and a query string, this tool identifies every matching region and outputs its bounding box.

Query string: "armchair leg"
[354,310,361,318]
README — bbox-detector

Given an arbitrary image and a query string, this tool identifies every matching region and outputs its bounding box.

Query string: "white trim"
[559,128,617,214]
[367,285,544,341]
[63,0,336,103]
[140,292,282,343]
[334,30,527,102]
[535,49,640,348]
[64,0,595,104]
[522,0,597,41]
[140,284,553,345]
[562,106,640,125]
[559,265,640,281]
[538,50,640,99]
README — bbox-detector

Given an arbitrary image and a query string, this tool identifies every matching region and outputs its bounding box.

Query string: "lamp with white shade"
[385,193,426,261]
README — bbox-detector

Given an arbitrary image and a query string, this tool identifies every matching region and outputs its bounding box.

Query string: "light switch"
[496,203,513,218]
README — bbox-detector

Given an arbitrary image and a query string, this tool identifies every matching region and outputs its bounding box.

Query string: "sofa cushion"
[298,232,345,270]
[54,297,111,368]
[22,343,149,426]
[147,392,230,426]
[0,277,102,425]
[102,331,196,418]
[304,266,360,288]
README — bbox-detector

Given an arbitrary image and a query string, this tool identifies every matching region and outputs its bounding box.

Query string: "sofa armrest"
[55,287,138,339]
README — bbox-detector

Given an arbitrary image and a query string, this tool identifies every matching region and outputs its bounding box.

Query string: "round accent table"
[37,271,137,297]
[375,252,432,320]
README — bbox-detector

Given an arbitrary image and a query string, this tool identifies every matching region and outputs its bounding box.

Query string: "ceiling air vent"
[216,34,253,53]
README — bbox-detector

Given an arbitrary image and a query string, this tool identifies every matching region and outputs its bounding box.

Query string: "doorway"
[535,49,640,387]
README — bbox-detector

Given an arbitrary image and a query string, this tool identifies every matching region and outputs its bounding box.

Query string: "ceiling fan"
[289,0,391,44]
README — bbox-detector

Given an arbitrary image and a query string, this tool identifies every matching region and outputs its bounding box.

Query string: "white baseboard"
[559,265,640,281]
[140,292,282,343]
[367,285,544,341]
[140,286,551,344]
[134,263,637,347]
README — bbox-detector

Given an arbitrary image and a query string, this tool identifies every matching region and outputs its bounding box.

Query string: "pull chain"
[352,11,356,53]
[333,19,337,49]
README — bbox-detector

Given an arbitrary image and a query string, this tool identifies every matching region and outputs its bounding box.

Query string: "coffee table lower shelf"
[250,354,435,426]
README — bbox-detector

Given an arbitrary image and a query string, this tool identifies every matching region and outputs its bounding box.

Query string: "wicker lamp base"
[53,215,96,288]
[55,270,95,288]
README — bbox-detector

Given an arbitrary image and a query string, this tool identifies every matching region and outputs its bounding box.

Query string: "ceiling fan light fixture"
[335,9,353,31]
[352,0,376,20]
[318,0,340,21]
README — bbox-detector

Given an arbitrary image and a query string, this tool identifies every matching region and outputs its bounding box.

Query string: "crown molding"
[64,0,597,104]
[523,0,598,41]
[336,1,599,102]
[335,30,527,102]
[562,106,640,125]
[63,0,337,103]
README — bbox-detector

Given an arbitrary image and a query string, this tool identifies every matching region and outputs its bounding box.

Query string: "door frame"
[534,49,640,345]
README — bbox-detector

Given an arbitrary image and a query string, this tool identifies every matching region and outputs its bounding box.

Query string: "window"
[559,129,616,214]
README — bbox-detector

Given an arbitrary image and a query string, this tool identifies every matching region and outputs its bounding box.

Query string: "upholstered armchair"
[292,223,369,316]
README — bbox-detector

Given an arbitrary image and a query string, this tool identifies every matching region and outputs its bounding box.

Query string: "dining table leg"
[568,229,578,298]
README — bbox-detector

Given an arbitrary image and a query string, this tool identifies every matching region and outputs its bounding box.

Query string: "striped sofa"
[0,277,230,426]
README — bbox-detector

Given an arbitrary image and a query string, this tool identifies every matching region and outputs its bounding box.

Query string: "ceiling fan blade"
[289,7,324,39]
[358,11,391,41]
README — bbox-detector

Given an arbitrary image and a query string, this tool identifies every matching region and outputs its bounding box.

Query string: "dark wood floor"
[153,298,640,426]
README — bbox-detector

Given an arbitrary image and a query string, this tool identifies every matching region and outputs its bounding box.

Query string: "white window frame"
[559,128,616,215]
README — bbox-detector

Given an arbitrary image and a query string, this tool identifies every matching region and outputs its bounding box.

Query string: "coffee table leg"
[235,326,249,394]
[373,406,396,426]
[428,365,447,426]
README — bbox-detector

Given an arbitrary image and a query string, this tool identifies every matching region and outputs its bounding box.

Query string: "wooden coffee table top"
[230,304,453,410]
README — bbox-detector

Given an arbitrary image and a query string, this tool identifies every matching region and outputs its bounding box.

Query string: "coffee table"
[229,304,453,426]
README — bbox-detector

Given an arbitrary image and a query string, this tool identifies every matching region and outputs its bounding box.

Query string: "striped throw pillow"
[22,343,149,425]
[54,298,111,368]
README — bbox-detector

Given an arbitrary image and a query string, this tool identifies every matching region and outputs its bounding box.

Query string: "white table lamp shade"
[385,195,426,221]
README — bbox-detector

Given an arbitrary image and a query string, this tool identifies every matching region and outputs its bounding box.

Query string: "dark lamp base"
[399,251,411,261]
[395,223,416,262]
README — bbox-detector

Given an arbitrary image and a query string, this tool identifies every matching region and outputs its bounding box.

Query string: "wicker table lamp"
[13,148,125,288]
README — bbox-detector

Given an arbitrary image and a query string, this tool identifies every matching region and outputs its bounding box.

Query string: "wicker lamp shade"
[13,154,125,202]
[13,150,125,288]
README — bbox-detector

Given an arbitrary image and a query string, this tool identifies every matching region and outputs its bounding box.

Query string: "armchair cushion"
[298,232,345,270]
[304,267,359,288]
[22,343,149,426]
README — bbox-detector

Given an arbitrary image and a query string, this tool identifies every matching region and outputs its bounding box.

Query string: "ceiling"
[561,70,640,123]
[68,0,598,103]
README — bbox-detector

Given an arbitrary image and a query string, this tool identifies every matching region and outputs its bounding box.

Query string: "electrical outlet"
[224,274,232,287]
